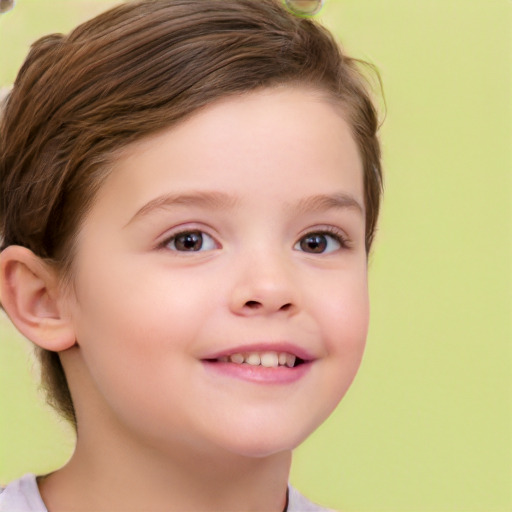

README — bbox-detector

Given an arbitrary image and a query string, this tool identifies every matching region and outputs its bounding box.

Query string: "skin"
[1,86,369,511]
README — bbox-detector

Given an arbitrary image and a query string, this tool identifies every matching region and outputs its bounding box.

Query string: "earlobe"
[0,246,76,352]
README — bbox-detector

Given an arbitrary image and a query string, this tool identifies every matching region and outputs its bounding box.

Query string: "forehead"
[89,86,364,223]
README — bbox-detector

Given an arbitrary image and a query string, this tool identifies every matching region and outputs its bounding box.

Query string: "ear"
[0,245,76,351]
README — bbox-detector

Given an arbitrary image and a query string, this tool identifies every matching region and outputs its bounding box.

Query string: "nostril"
[240,300,294,313]
[245,300,262,309]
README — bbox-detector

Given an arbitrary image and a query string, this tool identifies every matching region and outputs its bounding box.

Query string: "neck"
[39,420,291,512]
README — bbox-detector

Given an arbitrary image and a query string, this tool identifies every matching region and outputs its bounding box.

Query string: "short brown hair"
[0,0,383,426]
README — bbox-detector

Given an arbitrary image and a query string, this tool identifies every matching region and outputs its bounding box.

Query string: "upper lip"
[201,342,316,362]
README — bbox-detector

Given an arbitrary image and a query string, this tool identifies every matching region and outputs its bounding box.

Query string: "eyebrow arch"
[125,191,239,227]
[291,193,364,215]
[126,190,363,228]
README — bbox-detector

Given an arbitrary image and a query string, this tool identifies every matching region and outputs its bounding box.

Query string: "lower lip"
[201,361,312,384]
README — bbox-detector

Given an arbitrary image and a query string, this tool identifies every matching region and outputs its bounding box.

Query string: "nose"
[228,251,300,317]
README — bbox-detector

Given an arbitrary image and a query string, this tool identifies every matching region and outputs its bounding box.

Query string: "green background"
[1,1,510,510]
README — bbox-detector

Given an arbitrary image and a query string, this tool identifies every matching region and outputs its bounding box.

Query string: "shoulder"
[0,474,48,512]
[287,485,337,512]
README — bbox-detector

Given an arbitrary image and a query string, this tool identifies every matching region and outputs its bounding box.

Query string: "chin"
[216,421,316,459]
[226,441,297,459]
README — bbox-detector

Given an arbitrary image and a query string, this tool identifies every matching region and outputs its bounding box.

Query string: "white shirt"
[0,475,47,512]
[0,474,333,511]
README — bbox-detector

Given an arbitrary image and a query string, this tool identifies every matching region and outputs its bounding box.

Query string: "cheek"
[69,257,220,394]
[68,264,198,424]
[314,268,369,396]
[73,256,209,337]
[314,267,369,350]
[288,269,369,436]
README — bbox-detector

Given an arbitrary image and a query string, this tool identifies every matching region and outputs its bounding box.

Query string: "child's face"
[66,87,369,458]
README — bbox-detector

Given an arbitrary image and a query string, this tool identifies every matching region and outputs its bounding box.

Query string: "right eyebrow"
[291,192,365,216]
[124,190,240,228]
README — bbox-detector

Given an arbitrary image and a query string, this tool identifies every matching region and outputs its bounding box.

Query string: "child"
[0,0,382,510]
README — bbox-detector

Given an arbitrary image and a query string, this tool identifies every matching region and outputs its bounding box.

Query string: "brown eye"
[300,234,327,253]
[295,232,343,254]
[166,231,216,252]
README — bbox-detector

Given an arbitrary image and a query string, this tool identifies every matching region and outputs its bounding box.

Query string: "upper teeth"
[218,351,296,368]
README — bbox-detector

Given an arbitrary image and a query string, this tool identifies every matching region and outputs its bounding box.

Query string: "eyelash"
[159,229,218,253]
[158,226,350,254]
[294,227,350,254]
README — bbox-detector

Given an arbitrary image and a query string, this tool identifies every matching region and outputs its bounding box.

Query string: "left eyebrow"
[291,193,364,216]
[124,190,239,227]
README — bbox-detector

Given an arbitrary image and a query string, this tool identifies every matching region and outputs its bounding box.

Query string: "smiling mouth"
[205,351,306,368]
